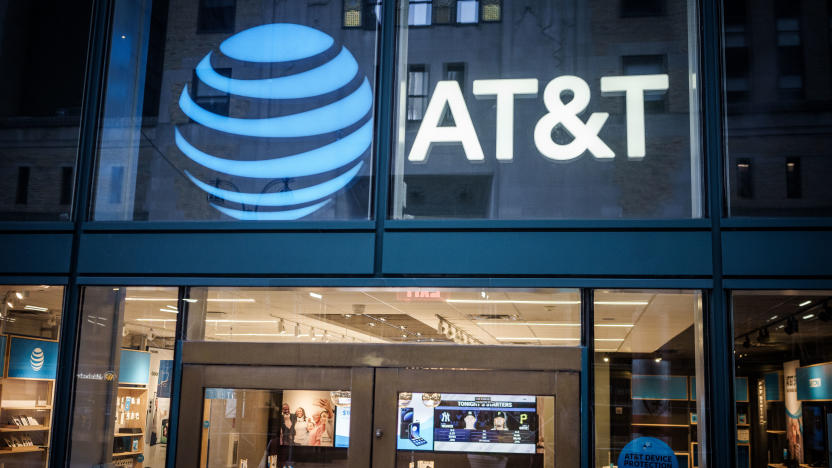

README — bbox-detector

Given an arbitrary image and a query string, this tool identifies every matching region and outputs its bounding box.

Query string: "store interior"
[733,291,832,468]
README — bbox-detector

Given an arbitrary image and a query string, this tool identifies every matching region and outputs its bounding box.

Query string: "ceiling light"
[23,305,48,312]
[799,300,812,307]
[803,314,815,320]
[603,356,610,363]
[402,334,407,338]
[448,299,580,305]
[769,315,778,321]
[309,292,322,300]
[14,292,23,300]
[126,297,178,301]
[214,333,292,337]
[654,357,662,363]
[206,319,277,324]
[5,302,11,308]
[159,308,178,314]
[165,305,177,310]
[477,322,579,326]
[344,314,352,318]
[495,337,579,341]
[207,298,255,303]
[183,298,198,303]
[368,322,376,327]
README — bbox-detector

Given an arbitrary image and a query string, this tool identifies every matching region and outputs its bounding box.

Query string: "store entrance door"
[174,343,580,468]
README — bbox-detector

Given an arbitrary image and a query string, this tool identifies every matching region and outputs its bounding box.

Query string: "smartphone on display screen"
[409,422,427,446]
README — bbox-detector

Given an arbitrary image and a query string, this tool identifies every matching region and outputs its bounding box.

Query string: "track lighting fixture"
[757,327,770,343]
[785,317,798,335]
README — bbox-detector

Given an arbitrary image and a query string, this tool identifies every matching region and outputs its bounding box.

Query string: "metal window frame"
[0,0,821,468]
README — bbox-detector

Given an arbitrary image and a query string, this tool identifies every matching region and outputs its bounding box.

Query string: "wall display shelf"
[112,349,151,468]
[0,335,58,465]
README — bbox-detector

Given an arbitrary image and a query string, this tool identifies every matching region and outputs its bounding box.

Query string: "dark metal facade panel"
[0,234,73,274]
[722,231,832,277]
[382,231,713,276]
[76,232,376,275]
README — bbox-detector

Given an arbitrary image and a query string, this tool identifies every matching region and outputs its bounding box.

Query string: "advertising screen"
[396,393,538,454]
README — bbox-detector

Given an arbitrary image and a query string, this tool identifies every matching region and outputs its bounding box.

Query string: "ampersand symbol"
[533,76,614,160]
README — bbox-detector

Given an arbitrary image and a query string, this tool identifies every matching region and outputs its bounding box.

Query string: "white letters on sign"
[407,74,670,163]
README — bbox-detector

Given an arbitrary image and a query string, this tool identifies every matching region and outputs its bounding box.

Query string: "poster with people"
[784,360,804,463]
[279,390,336,447]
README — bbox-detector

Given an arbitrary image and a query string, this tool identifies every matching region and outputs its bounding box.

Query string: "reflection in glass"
[93,0,378,221]
[0,285,63,467]
[185,287,581,345]
[593,290,705,468]
[732,291,832,467]
[70,287,176,467]
[396,392,555,468]
[0,2,92,221]
[724,0,832,216]
[202,388,349,468]
[392,0,701,219]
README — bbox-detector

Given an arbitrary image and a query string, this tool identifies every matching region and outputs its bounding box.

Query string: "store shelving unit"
[112,349,151,468]
[0,335,57,466]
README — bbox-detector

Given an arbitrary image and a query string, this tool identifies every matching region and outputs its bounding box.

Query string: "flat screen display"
[396,393,538,454]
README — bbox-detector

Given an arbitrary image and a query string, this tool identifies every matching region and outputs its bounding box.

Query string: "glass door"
[372,368,579,468]
[175,365,373,468]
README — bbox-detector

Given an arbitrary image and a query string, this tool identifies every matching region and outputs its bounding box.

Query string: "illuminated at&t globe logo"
[176,24,373,220]
[30,347,44,372]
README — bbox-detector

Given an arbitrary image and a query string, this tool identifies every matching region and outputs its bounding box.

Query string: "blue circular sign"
[137,454,144,462]
[617,437,678,468]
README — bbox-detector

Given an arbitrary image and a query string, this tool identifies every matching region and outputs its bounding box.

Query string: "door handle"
[375,428,384,439]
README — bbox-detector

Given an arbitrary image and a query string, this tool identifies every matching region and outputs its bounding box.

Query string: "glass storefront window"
[0,285,63,466]
[70,287,177,466]
[92,1,378,221]
[723,0,832,216]
[185,287,581,345]
[391,0,702,219]
[593,290,706,468]
[732,290,832,467]
[0,2,92,221]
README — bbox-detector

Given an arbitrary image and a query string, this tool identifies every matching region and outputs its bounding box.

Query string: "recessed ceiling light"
[159,308,178,314]
[803,314,815,320]
[5,302,12,308]
[368,322,376,327]
[603,356,610,363]
[23,305,48,312]
[769,315,778,321]
[14,292,23,300]
[654,357,662,363]
[309,292,322,300]
[800,300,812,307]
[183,298,198,303]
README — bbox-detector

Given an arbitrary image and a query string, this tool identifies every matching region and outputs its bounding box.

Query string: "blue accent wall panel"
[765,372,782,401]
[797,364,832,401]
[632,375,688,400]
[78,232,375,275]
[119,349,151,385]
[7,337,58,379]
[735,377,749,401]
[382,231,712,276]
[0,336,7,378]
[0,234,72,274]
[723,231,832,276]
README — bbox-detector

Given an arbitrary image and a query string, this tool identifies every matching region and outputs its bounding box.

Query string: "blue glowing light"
[178,23,373,220]
[174,120,372,179]
[196,47,359,99]
[179,78,372,138]
[185,161,363,207]
[219,23,334,63]
[212,200,331,220]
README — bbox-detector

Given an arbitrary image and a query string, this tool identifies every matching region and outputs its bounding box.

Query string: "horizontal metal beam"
[182,342,582,372]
